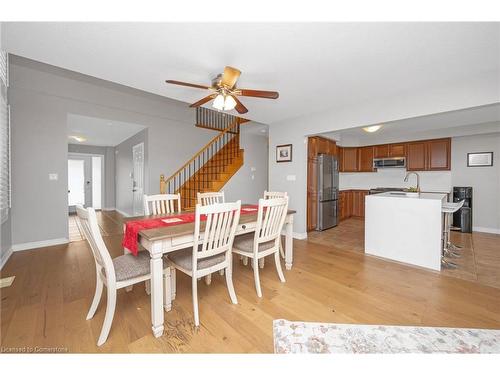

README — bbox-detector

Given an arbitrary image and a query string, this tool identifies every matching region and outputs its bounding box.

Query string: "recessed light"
[69,135,87,142]
[363,125,383,133]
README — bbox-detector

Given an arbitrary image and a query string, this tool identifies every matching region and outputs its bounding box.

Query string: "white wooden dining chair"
[76,205,170,346]
[144,193,181,215]
[232,197,289,297]
[263,191,288,259]
[197,191,225,206]
[166,200,241,326]
[264,191,288,199]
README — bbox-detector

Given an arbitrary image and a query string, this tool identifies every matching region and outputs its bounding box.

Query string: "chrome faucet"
[404,172,420,192]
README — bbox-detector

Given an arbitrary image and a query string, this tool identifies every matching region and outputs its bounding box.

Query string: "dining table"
[123,205,296,338]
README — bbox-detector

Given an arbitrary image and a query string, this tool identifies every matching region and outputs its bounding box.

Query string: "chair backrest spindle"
[197,191,225,206]
[144,194,181,215]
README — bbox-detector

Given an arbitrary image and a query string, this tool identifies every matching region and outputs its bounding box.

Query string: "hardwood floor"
[309,218,500,290]
[1,212,500,353]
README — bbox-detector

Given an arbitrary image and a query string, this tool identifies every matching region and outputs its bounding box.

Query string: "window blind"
[0,50,10,222]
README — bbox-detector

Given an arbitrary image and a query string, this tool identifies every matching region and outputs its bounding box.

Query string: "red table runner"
[123,205,259,255]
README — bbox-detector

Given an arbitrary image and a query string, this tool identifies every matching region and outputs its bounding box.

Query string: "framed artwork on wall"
[276,144,292,162]
[467,152,493,167]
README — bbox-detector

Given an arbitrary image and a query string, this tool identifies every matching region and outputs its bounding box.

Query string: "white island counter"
[365,192,447,271]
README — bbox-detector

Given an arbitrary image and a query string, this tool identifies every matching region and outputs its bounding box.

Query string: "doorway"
[68,153,104,241]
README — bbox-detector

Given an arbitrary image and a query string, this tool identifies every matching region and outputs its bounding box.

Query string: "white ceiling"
[321,104,500,146]
[4,22,499,124]
[67,114,145,146]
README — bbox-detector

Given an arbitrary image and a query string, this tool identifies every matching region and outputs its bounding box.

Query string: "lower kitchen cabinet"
[339,190,369,220]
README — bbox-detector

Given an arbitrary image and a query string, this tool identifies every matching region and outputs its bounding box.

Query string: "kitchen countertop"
[369,192,447,200]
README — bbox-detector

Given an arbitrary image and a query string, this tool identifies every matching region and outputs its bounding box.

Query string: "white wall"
[269,77,500,235]
[224,126,269,204]
[451,133,500,233]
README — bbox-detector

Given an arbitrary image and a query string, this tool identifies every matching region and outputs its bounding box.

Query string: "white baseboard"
[293,232,308,240]
[114,208,131,217]
[12,238,69,252]
[102,207,116,211]
[0,247,13,270]
[473,226,500,235]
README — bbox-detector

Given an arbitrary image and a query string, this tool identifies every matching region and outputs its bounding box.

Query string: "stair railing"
[160,119,241,200]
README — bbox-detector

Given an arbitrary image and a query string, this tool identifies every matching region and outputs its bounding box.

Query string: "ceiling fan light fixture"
[69,135,87,143]
[363,125,383,133]
[223,95,237,111]
[212,94,225,111]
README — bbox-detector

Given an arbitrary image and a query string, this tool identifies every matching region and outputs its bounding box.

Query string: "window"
[0,50,10,223]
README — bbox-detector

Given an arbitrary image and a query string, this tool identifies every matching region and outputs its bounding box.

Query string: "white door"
[68,155,92,212]
[132,142,144,216]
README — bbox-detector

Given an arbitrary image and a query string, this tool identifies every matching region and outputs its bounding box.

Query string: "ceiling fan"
[166,66,279,114]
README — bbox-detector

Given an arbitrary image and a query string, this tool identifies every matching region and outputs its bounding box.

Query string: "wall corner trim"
[473,227,500,235]
[12,238,69,252]
[0,247,13,270]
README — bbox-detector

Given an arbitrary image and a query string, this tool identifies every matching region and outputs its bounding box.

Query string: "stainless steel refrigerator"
[316,154,339,231]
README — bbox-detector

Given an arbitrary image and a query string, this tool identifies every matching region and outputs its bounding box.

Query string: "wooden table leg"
[285,217,293,270]
[150,246,164,338]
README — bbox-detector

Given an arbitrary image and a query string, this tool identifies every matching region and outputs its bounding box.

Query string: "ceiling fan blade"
[221,66,241,88]
[238,89,279,99]
[166,80,210,90]
[232,95,248,114]
[189,94,216,108]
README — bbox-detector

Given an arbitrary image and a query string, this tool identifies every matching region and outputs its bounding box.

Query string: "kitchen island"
[365,192,447,271]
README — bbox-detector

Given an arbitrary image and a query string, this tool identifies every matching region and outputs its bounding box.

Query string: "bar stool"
[441,200,465,269]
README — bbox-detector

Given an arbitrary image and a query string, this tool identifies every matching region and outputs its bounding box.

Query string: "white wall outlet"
[49,173,58,181]
[286,175,296,181]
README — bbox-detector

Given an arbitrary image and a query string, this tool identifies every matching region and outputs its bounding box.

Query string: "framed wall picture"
[467,152,493,167]
[276,144,293,162]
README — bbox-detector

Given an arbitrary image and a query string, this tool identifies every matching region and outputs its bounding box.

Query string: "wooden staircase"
[160,108,248,210]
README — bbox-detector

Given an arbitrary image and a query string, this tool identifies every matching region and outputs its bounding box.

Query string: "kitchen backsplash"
[339,168,452,192]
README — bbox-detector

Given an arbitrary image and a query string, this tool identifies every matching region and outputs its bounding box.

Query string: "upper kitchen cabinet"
[341,147,359,172]
[406,141,427,171]
[374,144,389,158]
[388,143,406,157]
[358,146,375,172]
[406,138,451,171]
[427,138,451,170]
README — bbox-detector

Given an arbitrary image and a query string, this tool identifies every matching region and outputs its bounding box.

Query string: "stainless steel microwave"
[373,157,406,169]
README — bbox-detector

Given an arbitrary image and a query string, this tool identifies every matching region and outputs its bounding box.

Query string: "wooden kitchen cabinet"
[406,141,427,171]
[341,147,359,172]
[406,138,451,171]
[427,138,451,170]
[339,189,369,221]
[389,143,406,157]
[358,146,375,172]
[374,144,389,158]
